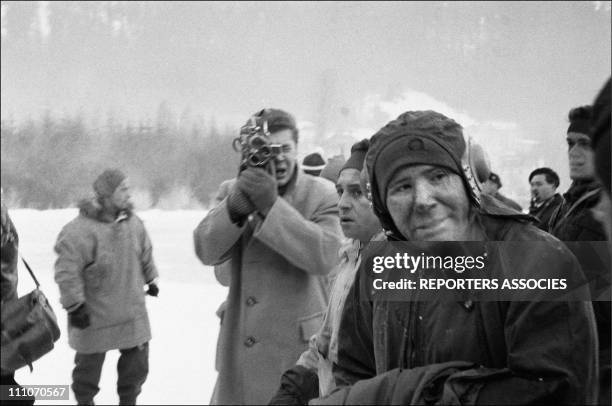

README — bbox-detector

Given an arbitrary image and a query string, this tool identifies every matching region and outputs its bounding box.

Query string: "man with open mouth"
[194,108,343,405]
[269,139,382,405]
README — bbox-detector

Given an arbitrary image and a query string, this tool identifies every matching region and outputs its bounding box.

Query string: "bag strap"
[20,257,41,289]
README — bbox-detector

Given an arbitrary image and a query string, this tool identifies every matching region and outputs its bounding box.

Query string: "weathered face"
[268,129,298,187]
[567,132,595,181]
[530,174,556,203]
[336,168,379,242]
[385,165,471,241]
[110,179,131,211]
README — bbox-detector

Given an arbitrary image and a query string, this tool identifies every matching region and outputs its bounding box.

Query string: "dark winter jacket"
[551,180,606,241]
[54,198,159,353]
[551,179,610,405]
[312,205,598,405]
[529,193,564,232]
[0,206,18,305]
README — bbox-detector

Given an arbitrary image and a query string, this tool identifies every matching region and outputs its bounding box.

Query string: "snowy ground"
[9,209,228,405]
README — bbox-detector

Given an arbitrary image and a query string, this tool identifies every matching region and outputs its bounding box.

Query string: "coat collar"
[78,198,132,223]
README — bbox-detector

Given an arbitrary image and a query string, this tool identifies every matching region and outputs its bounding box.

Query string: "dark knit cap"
[366,111,471,236]
[244,108,298,135]
[366,111,465,203]
[591,78,611,193]
[93,169,126,198]
[302,152,326,176]
[567,105,593,135]
[341,139,370,173]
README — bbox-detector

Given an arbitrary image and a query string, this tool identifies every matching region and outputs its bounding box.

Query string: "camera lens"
[249,145,271,166]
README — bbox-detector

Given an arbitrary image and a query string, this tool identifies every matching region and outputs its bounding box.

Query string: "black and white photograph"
[1,1,611,405]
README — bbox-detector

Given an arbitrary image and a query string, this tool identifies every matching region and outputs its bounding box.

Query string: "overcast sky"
[1,1,610,200]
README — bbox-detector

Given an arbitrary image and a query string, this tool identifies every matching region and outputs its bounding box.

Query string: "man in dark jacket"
[550,106,606,241]
[528,167,564,232]
[310,111,598,405]
[549,104,610,405]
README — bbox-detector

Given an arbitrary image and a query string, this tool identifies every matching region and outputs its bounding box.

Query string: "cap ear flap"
[359,167,372,202]
[461,136,489,207]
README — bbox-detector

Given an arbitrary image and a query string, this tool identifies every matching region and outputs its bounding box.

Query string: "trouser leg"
[117,342,149,405]
[72,351,106,406]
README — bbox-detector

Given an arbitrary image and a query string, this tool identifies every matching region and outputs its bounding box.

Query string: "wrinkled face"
[110,179,131,211]
[336,168,379,242]
[530,174,556,203]
[269,129,298,187]
[386,165,471,241]
[567,132,595,181]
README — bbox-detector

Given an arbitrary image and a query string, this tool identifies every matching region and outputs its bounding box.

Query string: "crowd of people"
[1,77,610,406]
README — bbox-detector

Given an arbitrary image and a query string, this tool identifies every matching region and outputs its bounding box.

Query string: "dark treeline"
[1,111,240,209]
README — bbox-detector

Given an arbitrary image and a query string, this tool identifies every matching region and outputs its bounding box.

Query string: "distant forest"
[1,109,240,209]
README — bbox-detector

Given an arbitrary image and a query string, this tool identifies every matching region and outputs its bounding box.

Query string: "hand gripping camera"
[232,115,282,172]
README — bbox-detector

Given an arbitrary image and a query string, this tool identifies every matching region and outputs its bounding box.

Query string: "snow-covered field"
[9,209,228,405]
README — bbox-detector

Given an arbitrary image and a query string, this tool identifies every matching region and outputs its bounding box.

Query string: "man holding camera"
[194,108,343,405]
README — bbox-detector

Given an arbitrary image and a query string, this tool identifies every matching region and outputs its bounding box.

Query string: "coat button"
[244,336,257,347]
[246,296,257,306]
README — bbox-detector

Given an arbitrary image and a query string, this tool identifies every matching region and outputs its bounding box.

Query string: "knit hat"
[320,155,346,184]
[341,139,370,173]
[488,172,502,189]
[591,78,611,193]
[302,152,326,176]
[567,105,592,135]
[244,108,298,136]
[365,110,473,237]
[93,169,126,198]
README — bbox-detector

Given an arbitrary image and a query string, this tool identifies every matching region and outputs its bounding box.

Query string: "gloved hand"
[69,304,90,329]
[227,183,256,224]
[238,167,278,216]
[146,283,159,297]
[268,365,319,405]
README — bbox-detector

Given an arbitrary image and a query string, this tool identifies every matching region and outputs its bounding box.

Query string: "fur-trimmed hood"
[77,197,133,223]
